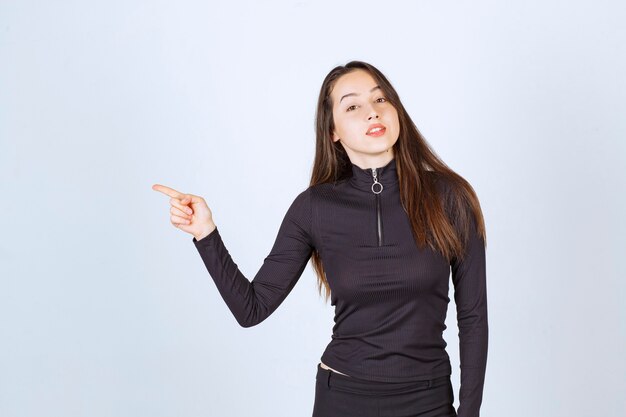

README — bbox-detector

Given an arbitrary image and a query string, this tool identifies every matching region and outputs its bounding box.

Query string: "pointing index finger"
[152,184,184,199]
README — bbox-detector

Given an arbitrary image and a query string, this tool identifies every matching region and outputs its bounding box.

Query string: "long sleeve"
[450,199,489,417]
[192,188,314,328]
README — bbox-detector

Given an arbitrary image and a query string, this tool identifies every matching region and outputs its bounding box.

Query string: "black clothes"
[192,157,488,417]
[313,362,457,417]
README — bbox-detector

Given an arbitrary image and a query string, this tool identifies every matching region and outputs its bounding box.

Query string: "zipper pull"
[371,168,383,194]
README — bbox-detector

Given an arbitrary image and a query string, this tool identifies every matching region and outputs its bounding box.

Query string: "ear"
[332,131,340,142]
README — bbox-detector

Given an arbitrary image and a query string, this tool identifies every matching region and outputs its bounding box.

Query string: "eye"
[376,97,387,103]
[346,105,357,112]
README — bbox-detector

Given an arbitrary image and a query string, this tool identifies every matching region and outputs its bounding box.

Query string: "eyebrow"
[339,85,382,103]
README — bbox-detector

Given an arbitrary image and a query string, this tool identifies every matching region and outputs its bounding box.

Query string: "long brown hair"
[309,61,487,302]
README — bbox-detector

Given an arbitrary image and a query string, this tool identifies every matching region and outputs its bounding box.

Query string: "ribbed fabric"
[192,157,488,417]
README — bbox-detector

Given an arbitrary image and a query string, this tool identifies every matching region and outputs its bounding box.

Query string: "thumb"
[181,194,199,205]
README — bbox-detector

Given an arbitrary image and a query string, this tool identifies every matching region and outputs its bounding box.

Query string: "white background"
[1,1,625,416]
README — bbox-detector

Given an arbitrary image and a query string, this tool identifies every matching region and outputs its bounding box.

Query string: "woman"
[153,61,488,417]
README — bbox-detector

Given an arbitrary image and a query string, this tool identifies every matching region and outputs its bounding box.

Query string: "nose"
[367,107,379,120]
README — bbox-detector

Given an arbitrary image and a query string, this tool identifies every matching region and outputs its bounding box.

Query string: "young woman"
[153,61,488,417]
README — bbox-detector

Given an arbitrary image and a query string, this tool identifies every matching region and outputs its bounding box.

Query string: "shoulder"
[289,182,346,215]
[289,186,312,210]
[427,171,477,226]
[425,170,456,202]
[287,184,329,216]
[427,171,475,200]
[305,181,342,200]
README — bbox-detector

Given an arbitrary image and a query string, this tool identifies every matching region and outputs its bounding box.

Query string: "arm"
[450,200,489,417]
[192,188,314,328]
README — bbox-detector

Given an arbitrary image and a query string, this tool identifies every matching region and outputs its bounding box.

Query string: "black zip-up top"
[192,158,488,417]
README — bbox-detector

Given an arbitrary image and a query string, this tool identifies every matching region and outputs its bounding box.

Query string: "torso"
[320,361,350,377]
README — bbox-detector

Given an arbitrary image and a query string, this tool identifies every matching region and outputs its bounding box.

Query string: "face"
[330,69,400,168]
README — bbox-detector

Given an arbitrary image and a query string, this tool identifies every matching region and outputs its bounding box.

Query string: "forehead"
[331,70,378,99]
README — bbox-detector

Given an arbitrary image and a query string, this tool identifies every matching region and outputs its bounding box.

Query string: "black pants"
[312,363,457,417]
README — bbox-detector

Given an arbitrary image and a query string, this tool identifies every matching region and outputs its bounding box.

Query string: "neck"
[349,157,398,193]
[349,153,395,171]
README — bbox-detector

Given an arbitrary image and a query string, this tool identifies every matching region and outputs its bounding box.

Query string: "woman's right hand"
[152,184,216,241]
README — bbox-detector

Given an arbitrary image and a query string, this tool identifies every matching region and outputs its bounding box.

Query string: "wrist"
[195,222,216,241]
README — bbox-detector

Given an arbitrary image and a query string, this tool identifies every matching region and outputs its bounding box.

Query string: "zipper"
[371,168,383,246]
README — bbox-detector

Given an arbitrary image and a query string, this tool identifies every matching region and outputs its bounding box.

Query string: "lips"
[366,123,386,136]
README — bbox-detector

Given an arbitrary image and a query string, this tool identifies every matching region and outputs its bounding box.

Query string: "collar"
[349,158,399,193]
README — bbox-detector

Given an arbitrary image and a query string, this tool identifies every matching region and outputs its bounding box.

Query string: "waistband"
[316,363,451,396]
